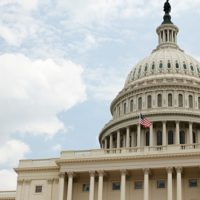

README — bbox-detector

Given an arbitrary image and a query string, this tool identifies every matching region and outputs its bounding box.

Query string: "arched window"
[157,94,162,107]
[168,130,174,145]
[146,131,150,146]
[180,131,185,144]
[168,94,172,107]
[130,99,134,112]
[124,103,126,114]
[147,95,152,109]
[157,131,162,146]
[138,97,142,110]
[198,97,200,109]
[193,132,197,143]
[178,94,183,107]
[189,95,193,108]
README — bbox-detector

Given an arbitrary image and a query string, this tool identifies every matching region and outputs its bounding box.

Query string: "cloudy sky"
[0,0,200,190]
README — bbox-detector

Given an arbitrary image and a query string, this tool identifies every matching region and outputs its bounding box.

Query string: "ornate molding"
[166,167,173,173]
[175,167,183,173]
[59,172,65,178]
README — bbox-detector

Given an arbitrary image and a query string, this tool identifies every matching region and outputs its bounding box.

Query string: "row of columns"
[102,121,195,149]
[58,167,183,200]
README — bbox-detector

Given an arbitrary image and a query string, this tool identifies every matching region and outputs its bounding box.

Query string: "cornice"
[56,151,200,165]
[14,166,59,173]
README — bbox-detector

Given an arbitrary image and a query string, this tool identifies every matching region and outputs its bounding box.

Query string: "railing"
[0,191,16,198]
[61,143,200,159]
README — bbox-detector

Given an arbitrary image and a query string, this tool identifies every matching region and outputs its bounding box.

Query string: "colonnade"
[101,121,197,149]
[58,167,183,200]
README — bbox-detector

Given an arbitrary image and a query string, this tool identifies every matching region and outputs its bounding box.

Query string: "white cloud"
[0,169,17,190]
[85,67,125,101]
[0,53,86,137]
[0,140,29,167]
[0,0,38,11]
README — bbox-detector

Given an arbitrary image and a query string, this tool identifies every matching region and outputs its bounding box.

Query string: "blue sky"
[0,0,200,190]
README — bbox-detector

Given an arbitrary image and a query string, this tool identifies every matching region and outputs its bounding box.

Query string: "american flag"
[139,113,152,128]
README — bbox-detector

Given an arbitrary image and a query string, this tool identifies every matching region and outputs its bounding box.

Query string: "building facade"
[1,1,200,200]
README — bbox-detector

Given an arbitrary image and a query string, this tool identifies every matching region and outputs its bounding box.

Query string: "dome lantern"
[155,0,180,51]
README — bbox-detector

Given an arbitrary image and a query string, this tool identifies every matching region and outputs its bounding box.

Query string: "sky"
[0,0,200,191]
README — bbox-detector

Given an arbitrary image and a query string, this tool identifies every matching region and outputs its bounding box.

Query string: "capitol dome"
[99,0,200,150]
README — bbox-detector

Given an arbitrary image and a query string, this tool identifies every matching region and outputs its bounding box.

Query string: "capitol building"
[1,1,200,200]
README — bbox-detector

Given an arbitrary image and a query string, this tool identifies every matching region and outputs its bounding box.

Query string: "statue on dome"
[164,0,171,14]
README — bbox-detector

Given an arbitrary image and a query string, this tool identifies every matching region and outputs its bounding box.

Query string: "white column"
[120,170,126,200]
[137,124,141,147]
[110,134,113,149]
[58,173,65,200]
[67,172,73,200]
[117,130,120,148]
[24,180,31,200]
[163,121,167,146]
[189,122,193,144]
[126,127,130,148]
[150,123,153,146]
[89,171,95,200]
[176,121,180,145]
[123,134,126,147]
[176,167,182,200]
[167,168,173,200]
[144,169,149,200]
[47,179,54,200]
[16,180,23,200]
[98,171,104,200]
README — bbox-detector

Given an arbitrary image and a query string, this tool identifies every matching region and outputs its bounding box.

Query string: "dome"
[125,47,200,88]
[99,1,200,150]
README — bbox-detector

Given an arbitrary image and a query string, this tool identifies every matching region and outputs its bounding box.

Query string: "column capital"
[143,168,150,174]
[59,172,65,178]
[67,171,74,177]
[176,121,180,124]
[175,167,183,173]
[47,179,54,184]
[97,170,105,176]
[89,171,96,176]
[17,179,24,185]
[189,121,193,125]
[162,121,167,124]
[24,179,31,184]
[120,169,127,175]
[166,167,173,173]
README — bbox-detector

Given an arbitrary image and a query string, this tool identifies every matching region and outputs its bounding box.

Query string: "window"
[189,179,198,188]
[145,64,148,72]
[168,62,171,68]
[152,63,155,70]
[193,132,197,143]
[183,63,187,69]
[178,94,183,107]
[190,64,194,71]
[157,94,162,107]
[82,183,90,192]
[112,182,120,190]
[189,95,193,108]
[35,185,42,193]
[157,180,166,189]
[198,97,200,109]
[124,102,126,114]
[176,62,179,69]
[159,61,163,69]
[157,130,162,146]
[138,97,142,110]
[146,131,150,146]
[168,94,172,107]
[147,95,152,109]
[130,100,134,112]
[134,181,143,189]
[180,131,185,144]
[118,106,121,116]
[168,130,174,145]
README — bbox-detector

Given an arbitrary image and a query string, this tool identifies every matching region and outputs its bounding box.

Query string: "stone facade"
[1,1,200,200]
